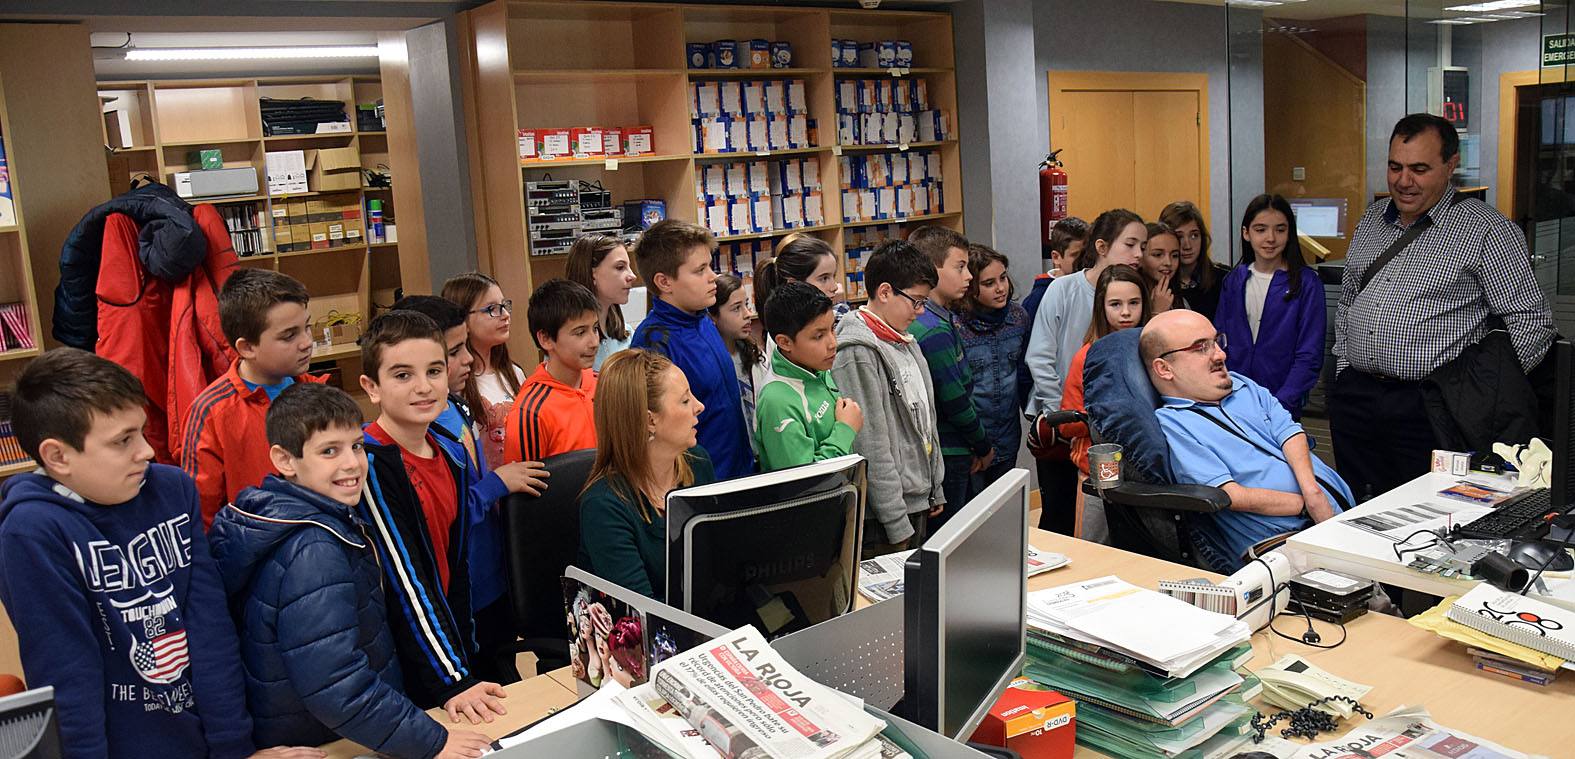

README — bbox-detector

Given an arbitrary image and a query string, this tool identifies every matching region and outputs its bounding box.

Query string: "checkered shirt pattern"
[1335,187,1556,380]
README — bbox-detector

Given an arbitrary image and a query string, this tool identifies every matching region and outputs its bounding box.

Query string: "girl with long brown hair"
[442,272,526,468]
[1159,200,1229,319]
[565,234,640,370]
[576,349,715,599]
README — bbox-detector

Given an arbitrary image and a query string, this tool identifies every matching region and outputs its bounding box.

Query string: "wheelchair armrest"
[1084,480,1230,513]
[1039,410,1087,428]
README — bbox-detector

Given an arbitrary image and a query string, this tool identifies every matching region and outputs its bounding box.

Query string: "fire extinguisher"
[1040,150,1069,244]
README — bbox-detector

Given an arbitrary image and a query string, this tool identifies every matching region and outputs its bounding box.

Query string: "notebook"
[1445,583,1575,662]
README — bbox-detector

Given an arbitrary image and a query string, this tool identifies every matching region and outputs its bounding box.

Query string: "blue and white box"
[771,41,792,68]
[877,41,898,68]
[895,40,914,68]
[787,79,808,114]
[713,40,740,69]
[687,43,711,69]
[720,81,744,115]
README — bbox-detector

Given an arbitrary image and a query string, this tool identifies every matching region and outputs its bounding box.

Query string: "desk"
[318,669,578,758]
[1028,530,1575,757]
[1280,473,1575,608]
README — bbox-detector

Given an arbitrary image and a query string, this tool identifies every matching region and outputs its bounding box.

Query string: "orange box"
[623,125,655,155]
[969,679,1075,759]
[571,126,605,157]
[603,127,624,156]
[517,128,538,160]
[537,128,572,160]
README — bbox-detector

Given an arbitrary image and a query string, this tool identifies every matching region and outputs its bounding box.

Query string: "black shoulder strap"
[1182,406,1352,512]
[1357,193,1465,294]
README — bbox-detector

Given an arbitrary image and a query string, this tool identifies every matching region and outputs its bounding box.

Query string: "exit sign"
[1544,33,1575,66]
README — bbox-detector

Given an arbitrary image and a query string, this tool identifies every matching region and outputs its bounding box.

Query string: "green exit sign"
[1544,33,1575,66]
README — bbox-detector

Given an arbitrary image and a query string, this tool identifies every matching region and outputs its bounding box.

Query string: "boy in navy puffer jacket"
[209,383,490,759]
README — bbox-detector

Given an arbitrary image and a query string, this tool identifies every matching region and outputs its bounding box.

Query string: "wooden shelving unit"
[97,75,406,369]
[465,0,962,357]
[0,73,46,480]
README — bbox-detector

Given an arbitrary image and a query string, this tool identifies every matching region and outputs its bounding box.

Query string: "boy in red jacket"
[179,268,324,527]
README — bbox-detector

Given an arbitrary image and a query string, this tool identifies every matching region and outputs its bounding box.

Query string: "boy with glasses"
[831,240,945,558]
[1141,310,1352,572]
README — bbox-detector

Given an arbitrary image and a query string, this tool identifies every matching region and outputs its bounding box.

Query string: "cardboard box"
[271,225,295,252]
[603,127,623,156]
[287,201,309,225]
[289,223,312,250]
[308,147,362,192]
[517,129,538,160]
[538,129,572,160]
[327,220,346,243]
[969,680,1075,759]
[309,222,331,250]
[624,126,654,156]
[198,149,223,170]
[265,150,308,195]
[571,127,605,157]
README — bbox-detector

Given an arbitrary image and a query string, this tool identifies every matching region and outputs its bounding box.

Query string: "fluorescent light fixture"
[1443,0,1538,11]
[1226,0,1282,6]
[125,46,379,61]
[1429,18,1480,23]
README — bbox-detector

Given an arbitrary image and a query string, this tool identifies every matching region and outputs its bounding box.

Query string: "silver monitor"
[902,468,1029,741]
[0,687,60,759]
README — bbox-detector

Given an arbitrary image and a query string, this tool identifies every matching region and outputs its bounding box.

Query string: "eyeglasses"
[472,300,513,319]
[1158,333,1227,360]
[894,289,928,312]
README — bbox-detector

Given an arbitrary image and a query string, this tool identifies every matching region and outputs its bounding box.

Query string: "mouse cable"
[1519,532,1575,596]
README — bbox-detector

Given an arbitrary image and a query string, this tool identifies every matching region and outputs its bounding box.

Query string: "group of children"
[0,190,1330,756]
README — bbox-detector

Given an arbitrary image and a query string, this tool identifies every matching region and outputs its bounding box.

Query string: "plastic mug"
[1088,444,1124,489]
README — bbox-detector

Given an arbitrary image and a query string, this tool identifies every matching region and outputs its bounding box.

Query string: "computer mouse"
[1507,541,1575,572]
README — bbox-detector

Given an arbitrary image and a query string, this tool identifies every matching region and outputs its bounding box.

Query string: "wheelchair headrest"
[1082,328,1174,483]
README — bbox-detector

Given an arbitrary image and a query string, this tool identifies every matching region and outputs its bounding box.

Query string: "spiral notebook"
[1445,584,1575,662]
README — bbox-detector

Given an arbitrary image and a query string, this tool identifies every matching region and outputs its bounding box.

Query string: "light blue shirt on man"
[1155,372,1353,570]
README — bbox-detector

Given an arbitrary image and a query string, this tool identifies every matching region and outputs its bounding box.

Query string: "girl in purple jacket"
[1214,194,1326,420]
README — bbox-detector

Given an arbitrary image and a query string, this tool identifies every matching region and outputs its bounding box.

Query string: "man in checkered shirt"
[1332,113,1556,502]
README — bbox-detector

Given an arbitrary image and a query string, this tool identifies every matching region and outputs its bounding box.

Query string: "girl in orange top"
[1062,265,1153,476]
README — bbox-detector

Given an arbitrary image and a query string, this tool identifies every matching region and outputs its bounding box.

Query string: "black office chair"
[1037,329,1229,567]
[499,447,596,673]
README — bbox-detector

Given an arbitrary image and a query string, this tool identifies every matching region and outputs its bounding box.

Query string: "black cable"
[1517,530,1575,596]
[91,32,132,50]
[1267,599,1350,650]
[1251,695,1373,743]
[1391,528,1450,562]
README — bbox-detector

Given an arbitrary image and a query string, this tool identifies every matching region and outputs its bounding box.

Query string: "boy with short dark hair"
[629,219,752,479]
[756,281,862,471]
[210,383,490,758]
[182,268,325,528]
[503,279,601,464]
[831,241,945,557]
[355,311,511,720]
[0,348,267,758]
[907,225,991,520]
[391,294,547,685]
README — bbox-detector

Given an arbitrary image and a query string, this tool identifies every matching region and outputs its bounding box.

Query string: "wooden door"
[1049,71,1209,222]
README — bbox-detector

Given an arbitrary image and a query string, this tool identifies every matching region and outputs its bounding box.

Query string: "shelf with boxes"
[96,75,404,367]
[466,0,962,360]
[0,72,46,481]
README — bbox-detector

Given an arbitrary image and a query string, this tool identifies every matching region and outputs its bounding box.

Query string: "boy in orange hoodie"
[502,280,600,464]
[179,269,324,527]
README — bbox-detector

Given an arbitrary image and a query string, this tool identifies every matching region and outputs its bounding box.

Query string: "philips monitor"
[665,455,867,638]
[901,468,1030,741]
[0,687,61,759]
[1288,198,1348,239]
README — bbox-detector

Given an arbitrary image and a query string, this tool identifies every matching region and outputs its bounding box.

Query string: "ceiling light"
[1429,18,1480,23]
[1443,0,1538,11]
[1227,0,1282,6]
[125,46,379,61]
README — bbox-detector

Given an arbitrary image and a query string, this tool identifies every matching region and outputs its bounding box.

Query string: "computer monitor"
[900,468,1029,741]
[1288,198,1348,239]
[0,687,61,759]
[665,455,866,637]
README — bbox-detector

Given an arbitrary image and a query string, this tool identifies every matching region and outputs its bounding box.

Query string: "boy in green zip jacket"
[756,281,863,471]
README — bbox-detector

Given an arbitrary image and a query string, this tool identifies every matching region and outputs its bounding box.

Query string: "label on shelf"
[605,159,619,171]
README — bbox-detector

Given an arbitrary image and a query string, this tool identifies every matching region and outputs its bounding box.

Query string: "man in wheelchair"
[1141,310,1353,572]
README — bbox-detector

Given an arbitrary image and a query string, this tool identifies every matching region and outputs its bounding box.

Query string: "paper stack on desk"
[1022,576,1259,758]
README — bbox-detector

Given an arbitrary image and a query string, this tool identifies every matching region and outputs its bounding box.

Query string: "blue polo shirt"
[1155,372,1353,570]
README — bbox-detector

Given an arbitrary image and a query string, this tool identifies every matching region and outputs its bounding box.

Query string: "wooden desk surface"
[319,669,579,758]
[1027,530,1575,756]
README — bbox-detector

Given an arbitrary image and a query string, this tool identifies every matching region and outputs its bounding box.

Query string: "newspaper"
[858,546,1070,602]
[647,624,887,759]
[1246,705,1544,759]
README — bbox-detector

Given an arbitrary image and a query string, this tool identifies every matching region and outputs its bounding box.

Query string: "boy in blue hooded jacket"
[209,383,491,758]
[0,348,306,759]
[629,219,753,479]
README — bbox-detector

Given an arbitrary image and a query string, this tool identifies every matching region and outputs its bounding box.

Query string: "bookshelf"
[97,75,406,371]
[0,73,45,478]
[465,0,963,356]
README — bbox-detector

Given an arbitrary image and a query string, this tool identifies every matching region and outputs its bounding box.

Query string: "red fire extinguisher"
[1040,150,1068,244]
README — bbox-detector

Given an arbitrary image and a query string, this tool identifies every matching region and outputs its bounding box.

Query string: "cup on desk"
[1088,444,1124,489]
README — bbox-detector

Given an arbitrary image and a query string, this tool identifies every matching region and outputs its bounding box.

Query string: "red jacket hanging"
[95,204,237,463]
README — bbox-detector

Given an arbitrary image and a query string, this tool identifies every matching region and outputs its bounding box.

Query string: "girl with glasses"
[443,272,527,467]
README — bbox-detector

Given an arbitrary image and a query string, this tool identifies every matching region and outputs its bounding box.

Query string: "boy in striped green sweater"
[907,226,992,522]
[756,281,863,471]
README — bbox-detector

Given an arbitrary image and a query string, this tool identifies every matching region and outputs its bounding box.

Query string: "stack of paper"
[1022,577,1257,758]
[1409,594,1571,674]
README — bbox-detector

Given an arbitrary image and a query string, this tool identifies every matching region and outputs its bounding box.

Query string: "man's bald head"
[1142,309,1232,402]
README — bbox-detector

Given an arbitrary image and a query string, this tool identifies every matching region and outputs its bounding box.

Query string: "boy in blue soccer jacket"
[630,219,753,479]
[0,348,319,759]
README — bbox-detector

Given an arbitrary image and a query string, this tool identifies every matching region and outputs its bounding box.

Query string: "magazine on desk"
[1248,705,1541,759]
[857,545,1069,603]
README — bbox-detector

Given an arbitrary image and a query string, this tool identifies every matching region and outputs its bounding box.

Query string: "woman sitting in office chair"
[578,348,715,600]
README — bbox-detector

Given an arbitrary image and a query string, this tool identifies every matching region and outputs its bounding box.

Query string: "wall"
[1034,0,1261,263]
[1365,15,1407,202]
[1477,16,1541,210]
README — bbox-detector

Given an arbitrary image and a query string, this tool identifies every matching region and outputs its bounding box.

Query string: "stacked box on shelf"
[0,393,27,469]
[834,78,950,147]
[695,157,824,238]
[715,239,772,279]
[842,225,900,301]
[526,179,626,257]
[839,150,943,223]
[691,79,815,154]
[218,202,266,257]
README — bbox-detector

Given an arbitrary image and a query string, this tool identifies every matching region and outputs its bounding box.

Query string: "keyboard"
[1455,489,1561,541]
